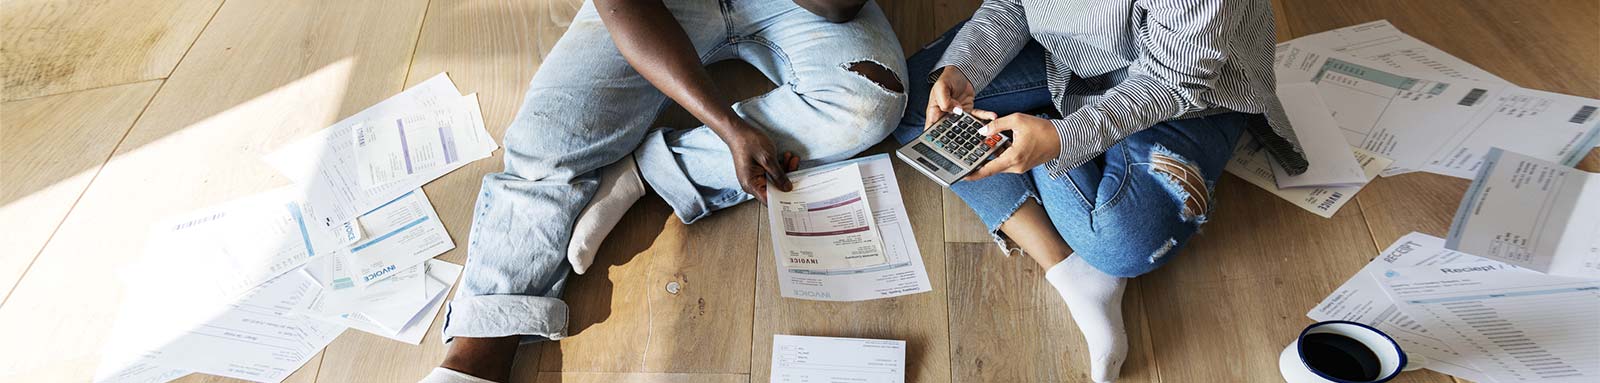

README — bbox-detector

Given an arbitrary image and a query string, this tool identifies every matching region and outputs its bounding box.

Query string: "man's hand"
[722,121,799,203]
[964,113,1061,181]
[925,66,977,131]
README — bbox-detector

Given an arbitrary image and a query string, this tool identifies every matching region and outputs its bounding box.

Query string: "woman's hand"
[926,66,977,131]
[964,113,1061,181]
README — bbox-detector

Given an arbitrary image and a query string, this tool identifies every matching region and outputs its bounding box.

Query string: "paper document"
[1446,148,1600,279]
[771,335,905,383]
[1307,232,1492,381]
[768,154,933,301]
[266,73,495,237]
[1272,83,1368,188]
[1285,19,1510,84]
[1377,262,1600,382]
[1274,44,1600,178]
[128,188,328,302]
[97,270,345,383]
[1226,135,1392,218]
[352,103,480,188]
[770,163,888,270]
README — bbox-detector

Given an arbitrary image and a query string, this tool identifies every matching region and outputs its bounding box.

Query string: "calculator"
[895,108,1009,187]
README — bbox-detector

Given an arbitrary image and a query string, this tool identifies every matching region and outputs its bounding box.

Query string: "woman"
[894,1,1307,381]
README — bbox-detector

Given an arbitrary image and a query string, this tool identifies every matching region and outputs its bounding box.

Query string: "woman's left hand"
[964,113,1061,181]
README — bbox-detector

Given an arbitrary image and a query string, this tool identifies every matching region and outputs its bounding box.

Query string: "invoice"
[771,335,905,383]
[770,162,888,271]
[767,155,933,301]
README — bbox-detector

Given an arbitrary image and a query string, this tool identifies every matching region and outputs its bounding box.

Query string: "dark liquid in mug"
[1302,332,1383,381]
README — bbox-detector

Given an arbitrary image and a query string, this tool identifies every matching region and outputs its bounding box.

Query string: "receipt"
[1286,19,1510,84]
[1446,148,1600,279]
[1307,232,1492,381]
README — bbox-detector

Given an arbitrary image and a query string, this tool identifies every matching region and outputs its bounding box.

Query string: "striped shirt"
[937,0,1308,177]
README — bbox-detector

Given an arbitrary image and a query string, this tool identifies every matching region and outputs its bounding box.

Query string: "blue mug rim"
[1297,320,1408,383]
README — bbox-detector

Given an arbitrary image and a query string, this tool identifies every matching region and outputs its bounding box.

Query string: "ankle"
[441,336,521,382]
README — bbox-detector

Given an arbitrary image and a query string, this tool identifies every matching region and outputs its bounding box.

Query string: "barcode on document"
[1457,89,1487,106]
[1570,106,1597,124]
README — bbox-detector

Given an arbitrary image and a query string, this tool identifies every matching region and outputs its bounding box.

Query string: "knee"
[1077,232,1186,278]
[846,60,904,93]
[796,61,907,160]
[1147,144,1214,223]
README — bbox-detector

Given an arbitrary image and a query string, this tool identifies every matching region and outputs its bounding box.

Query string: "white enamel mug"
[1279,321,1425,383]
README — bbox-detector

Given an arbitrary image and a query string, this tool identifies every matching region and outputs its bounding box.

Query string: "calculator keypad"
[921,113,993,166]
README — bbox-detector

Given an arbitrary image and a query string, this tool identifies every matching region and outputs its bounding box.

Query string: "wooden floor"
[2,0,1596,382]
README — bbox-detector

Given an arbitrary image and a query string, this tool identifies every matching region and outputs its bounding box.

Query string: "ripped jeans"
[446,0,906,340]
[894,22,1243,278]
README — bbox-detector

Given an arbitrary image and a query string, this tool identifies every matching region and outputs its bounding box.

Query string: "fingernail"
[977,127,989,135]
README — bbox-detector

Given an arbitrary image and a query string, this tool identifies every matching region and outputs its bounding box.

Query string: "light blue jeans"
[896,21,1246,278]
[445,0,906,341]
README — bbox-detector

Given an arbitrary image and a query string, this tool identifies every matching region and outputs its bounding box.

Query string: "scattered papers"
[1272,84,1367,188]
[1287,19,1510,84]
[1376,261,1600,382]
[102,72,491,383]
[770,162,889,270]
[1274,43,1600,178]
[1307,233,1493,381]
[98,271,345,383]
[266,74,496,238]
[768,154,933,301]
[1227,135,1392,218]
[771,335,905,383]
[1446,148,1600,278]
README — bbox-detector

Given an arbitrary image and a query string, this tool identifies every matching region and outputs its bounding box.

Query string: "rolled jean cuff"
[442,294,569,342]
[949,172,1039,257]
[635,129,712,224]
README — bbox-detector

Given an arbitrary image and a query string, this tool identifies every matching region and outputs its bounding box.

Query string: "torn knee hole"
[1148,150,1209,221]
[846,61,904,93]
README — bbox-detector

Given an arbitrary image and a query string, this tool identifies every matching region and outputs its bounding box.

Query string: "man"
[893,1,1306,382]
[422,1,906,382]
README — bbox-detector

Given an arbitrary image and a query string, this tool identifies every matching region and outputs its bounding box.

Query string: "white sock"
[1045,255,1129,383]
[418,367,498,383]
[566,154,645,275]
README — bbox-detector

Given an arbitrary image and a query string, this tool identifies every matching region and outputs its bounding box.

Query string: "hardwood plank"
[941,190,993,244]
[313,0,580,381]
[1,0,222,100]
[943,242,1158,383]
[751,145,953,383]
[1138,175,1453,382]
[0,0,430,380]
[533,372,748,383]
[0,80,159,300]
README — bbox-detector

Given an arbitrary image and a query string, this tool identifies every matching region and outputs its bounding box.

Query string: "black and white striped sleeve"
[1042,0,1231,177]
[934,0,1030,92]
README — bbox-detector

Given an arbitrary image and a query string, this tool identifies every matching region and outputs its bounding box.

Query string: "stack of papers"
[1275,24,1600,179]
[1311,232,1600,382]
[1445,148,1600,279]
[96,73,492,383]
[1225,84,1393,218]
[766,154,933,301]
